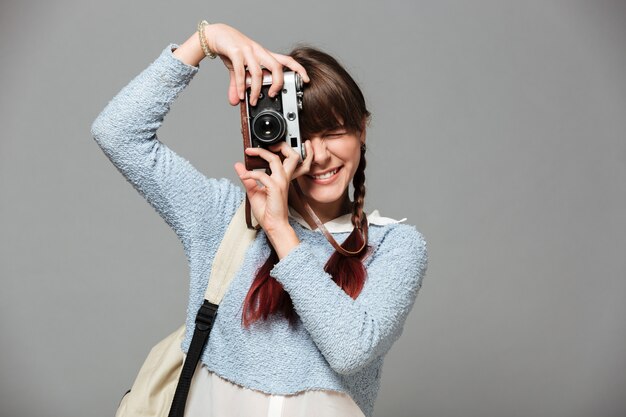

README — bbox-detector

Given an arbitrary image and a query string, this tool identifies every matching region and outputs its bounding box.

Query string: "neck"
[288,184,353,230]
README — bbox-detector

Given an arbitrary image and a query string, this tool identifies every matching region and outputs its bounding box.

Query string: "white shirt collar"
[288,205,407,233]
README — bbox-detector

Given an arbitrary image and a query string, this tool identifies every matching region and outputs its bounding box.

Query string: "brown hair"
[241,45,372,329]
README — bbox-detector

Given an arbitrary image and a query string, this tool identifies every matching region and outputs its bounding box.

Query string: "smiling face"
[295,127,365,207]
[286,46,371,224]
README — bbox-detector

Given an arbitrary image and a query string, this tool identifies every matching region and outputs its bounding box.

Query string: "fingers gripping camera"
[240,70,305,171]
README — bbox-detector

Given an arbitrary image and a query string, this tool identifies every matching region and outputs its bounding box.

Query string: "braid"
[318,141,370,302]
[351,144,367,230]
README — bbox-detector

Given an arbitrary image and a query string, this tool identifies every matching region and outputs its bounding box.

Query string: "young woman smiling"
[91,21,428,417]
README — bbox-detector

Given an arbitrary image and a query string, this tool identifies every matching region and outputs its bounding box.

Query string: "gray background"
[1,1,624,416]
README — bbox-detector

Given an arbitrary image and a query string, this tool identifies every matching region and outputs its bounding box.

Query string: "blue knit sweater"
[90,43,429,417]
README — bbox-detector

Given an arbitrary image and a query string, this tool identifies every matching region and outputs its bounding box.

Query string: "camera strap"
[243,176,368,257]
[290,179,369,257]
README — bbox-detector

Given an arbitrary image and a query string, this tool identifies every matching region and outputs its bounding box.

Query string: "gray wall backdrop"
[1,1,624,416]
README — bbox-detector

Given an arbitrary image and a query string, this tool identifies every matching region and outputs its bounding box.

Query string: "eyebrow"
[323,125,347,134]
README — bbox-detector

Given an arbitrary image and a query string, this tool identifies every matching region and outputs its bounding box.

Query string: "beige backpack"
[115,200,259,417]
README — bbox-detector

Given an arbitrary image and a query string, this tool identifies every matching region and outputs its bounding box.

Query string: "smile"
[308,166,343,184]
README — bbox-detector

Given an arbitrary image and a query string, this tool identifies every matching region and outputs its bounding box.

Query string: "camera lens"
[252,110,287,144]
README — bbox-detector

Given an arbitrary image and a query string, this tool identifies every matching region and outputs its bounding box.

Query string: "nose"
[307,136,331,167]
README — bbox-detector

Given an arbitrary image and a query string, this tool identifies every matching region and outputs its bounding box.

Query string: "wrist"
[173,32,206,68]
[203,23,220,56]
[267,224,300,260]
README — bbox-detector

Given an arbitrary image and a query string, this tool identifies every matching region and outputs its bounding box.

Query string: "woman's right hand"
[203,23,310,106]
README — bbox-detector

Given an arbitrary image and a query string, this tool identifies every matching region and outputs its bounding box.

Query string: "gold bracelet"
[197,20,217,59]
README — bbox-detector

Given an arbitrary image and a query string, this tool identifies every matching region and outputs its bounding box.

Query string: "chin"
[306,191,342,204]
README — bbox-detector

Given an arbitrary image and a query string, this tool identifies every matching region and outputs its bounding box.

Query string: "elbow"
[90,111,116,150]
[327,350,378,376]
[325,337,385,376]
[329,361,363,376]
[90,114,106,144]
[326,320,402,376]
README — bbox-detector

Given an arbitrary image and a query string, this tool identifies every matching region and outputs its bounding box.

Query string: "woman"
[91,22,428,417]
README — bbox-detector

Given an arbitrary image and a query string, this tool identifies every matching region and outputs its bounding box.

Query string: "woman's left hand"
[234,141,313,235]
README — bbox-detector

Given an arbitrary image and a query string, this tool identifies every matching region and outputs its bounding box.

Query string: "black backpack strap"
[167,300,219,417]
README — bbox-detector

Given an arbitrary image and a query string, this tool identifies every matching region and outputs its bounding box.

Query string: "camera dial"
[295,73,304,110]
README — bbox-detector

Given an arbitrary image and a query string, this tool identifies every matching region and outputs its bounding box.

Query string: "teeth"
[312,168,338,180]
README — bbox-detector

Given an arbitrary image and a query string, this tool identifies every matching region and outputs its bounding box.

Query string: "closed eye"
[324,131,347,138]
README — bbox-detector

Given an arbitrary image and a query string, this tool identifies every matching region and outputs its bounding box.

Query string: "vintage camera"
[240,69,305,171]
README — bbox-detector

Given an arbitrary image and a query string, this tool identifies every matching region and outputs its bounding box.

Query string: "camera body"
[240,70,305,171]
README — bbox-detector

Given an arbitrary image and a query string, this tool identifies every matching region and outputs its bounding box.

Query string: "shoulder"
[367,222,428,273]
[191,176,246,242]
[371,221,427,251]
[209,176,246,200]
[195,176,246,220]
[365,209,423,246]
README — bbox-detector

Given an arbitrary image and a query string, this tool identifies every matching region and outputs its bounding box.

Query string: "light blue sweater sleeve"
[270,224,428,376]
[90,43,244,249]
